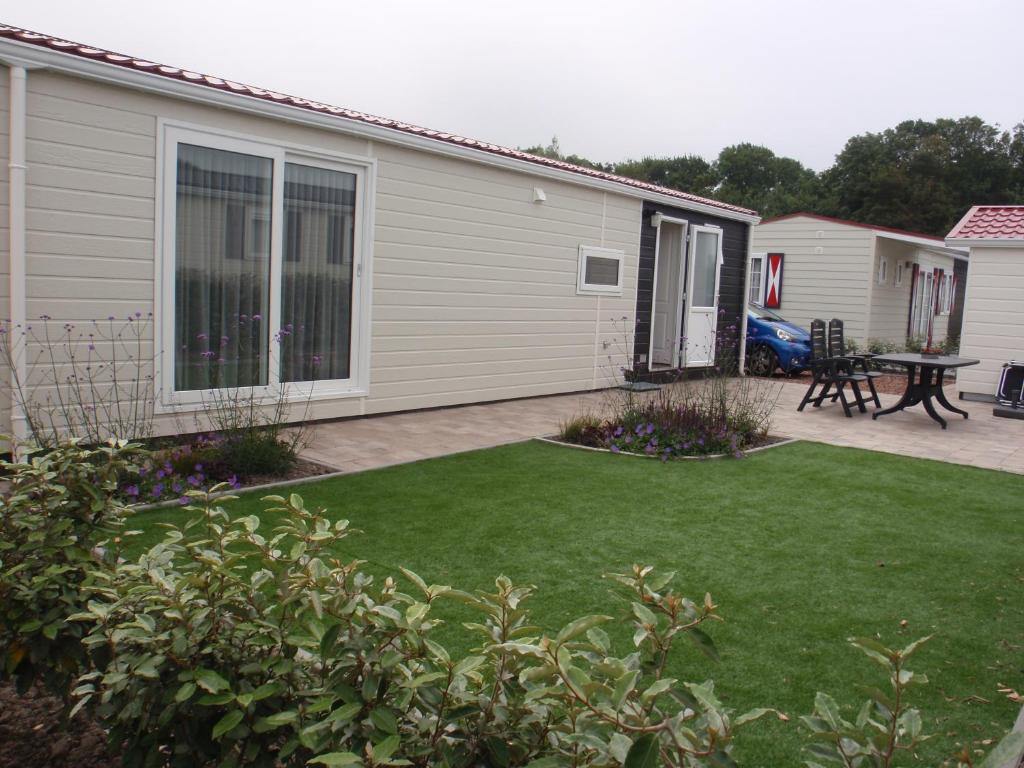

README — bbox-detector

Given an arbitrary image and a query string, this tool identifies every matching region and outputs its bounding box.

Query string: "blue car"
[745,304,812,376]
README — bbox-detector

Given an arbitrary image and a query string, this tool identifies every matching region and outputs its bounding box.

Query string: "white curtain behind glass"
[280,163,356,383]
[174,144,272,391]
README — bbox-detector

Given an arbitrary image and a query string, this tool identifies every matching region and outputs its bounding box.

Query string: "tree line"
[521,117,1024,236]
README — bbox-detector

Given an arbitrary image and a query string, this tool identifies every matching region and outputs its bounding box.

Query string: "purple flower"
[312,355,322,368]
[177,496,190,506]
[197,333,209,341]
[228,474,241,489]
[186,475,201,487]
[609,445,620,454]
[151,483,165,498]
[195,463,203,472]
[634,424,645,436]
[135,311,142,318]
[155,469,166,480]
[613,426,623,437]
[124,484,139,498]
[644,443,656,455]
[172,481,183,493]
[252,314,262,321]
[645,423,655,435]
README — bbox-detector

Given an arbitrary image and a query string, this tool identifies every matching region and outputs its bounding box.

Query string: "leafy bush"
[866,338,902,355]
[905,336,926,353]
[72,490,779,767]
[0,439,141,696]
[220,430,298,479]
[802,636,931,767]
[941,335,961,356]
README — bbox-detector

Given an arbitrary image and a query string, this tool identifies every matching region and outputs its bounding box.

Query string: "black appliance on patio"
[997,361,1024,408]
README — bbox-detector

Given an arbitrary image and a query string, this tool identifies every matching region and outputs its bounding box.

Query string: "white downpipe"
[738,224,753,376]
[8,64,28,442]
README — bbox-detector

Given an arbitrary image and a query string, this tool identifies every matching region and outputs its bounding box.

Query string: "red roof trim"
[0,24,756,218]
[758,212,946,243]
[946,205,1024,241]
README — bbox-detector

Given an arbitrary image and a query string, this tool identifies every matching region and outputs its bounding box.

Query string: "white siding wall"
[14,69,640,436]
[0,66,9,434]
[868,238,914,343]
[957,245,1024,396]
[368,144,638,413]
[751,217,874,338]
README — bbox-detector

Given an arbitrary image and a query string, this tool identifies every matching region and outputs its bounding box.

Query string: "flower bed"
[119,432,335,506]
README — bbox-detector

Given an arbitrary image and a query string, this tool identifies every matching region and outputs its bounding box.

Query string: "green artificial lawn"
[127,440,1024,766]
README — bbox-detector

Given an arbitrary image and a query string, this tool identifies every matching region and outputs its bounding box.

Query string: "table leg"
[933,369,969,419]
[873,364,916,420]
[921,389,948,429]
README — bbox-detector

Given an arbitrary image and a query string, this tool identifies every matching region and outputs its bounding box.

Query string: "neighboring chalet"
[0,24,758,439]
[945,206,1024,406]
[751,213,968,347]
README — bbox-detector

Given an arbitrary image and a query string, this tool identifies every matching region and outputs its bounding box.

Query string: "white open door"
[682,226,724,367]
[651,222,686,367]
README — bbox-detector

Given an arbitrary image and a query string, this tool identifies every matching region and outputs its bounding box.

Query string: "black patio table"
[871,353,980,429]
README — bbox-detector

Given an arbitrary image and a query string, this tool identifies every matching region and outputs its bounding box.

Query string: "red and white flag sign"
[765,252,784,308]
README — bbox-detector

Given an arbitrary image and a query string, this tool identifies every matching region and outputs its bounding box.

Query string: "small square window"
[577,246,624,295]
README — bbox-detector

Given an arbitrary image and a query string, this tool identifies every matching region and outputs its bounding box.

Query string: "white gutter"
[5,61,28,442]
[738,224,753,376]
[0,37,761,225]
[945,238,1023,249]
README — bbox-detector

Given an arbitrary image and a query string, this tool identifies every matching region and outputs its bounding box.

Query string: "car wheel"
[746,345,778,377]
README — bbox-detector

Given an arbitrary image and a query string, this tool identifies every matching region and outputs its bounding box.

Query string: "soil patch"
[0,682,117,768]
[243,455,337,487]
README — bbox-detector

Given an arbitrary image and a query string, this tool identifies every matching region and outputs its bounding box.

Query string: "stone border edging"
[533,435,798,460]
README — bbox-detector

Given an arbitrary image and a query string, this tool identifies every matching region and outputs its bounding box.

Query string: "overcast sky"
[7,0,1023,171]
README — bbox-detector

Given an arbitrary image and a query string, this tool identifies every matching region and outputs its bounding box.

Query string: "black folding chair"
[828,319,882,409]
[797,319,869,417]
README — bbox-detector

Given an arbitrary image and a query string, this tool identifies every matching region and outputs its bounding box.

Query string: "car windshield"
[748,304,787,322]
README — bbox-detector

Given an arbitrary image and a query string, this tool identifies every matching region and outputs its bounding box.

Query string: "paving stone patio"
[300,379,1024,475]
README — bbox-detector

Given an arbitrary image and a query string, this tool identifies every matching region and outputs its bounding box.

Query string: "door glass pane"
[175,143,272,391]
[692,231,719,307]
[280,162,356,383]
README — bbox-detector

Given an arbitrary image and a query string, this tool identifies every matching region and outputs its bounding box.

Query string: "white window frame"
[155,120,376,410]
[877,257,888,285]
[939,272,953,315]
[748,252,766,306]
[895,261,904,288]
[576,245,624,295]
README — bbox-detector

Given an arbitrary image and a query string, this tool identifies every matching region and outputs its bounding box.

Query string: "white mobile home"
[751,213,968,347]
[0,25,758,439]
[945,205,1024,401]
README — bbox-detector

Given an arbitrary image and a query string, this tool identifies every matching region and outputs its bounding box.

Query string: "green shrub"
[220,431,297,479]
[865,338,901,355]
[557,411,604,446]
[0,438,142,696]
[905,336,925,353]
[72,490,779,767]
[941,335,961,356]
